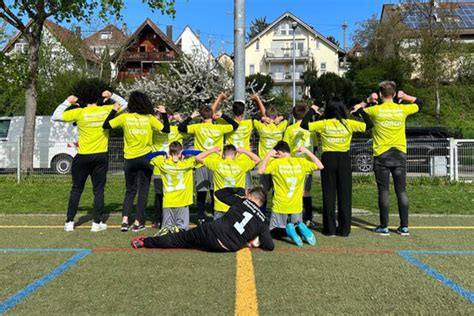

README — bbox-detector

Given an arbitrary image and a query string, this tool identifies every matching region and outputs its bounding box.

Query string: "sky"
[69,0,399,55]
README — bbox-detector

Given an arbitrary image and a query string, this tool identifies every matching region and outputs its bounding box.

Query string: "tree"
[326,35,340,47]
[0,0,176,172]
[99,46,112,84]
[309,72,354,106]
[245,73,273,96]
[246,17,269,41]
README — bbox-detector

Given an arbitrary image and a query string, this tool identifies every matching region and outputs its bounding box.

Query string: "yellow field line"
[0,225,473,230]
[235,248,258,316]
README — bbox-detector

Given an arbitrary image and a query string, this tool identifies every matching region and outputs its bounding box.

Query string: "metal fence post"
[454,139,459,182]
[17,136,21,184]
[448,138,455,181]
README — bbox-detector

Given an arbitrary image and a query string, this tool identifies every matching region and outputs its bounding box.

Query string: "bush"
[310,72,354,105]
[246,73,274,96]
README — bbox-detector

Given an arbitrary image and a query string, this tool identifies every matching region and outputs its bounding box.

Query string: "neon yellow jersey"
[364,102,419,156]
[253,120,288,157]
[187,122,233,151]
[62,105,117,154]
[225,119,253,150]
[308,119,366,152]
[264,157,319,214]
[151,125,185,175]
[150,156,196,208]
[109,113,164,159]
[203,155,255,212]
[283,121,318,157]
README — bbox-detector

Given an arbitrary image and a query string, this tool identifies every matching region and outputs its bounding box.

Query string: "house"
[347,43,366,59]
[245,12,346,99]
[83,24,128,57]
[113,18,181,80]
[2,20,99,66]
[175,25,213,63]
[217,53,234,72]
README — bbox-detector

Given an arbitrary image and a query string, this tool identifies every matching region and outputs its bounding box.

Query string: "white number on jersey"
[233,211,253,235]
[286,177,297,198]
[203,138,214,149]
[223,176,236,188]
[165,172,185,192]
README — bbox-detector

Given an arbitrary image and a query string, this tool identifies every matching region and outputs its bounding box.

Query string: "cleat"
[374,226,390,236]
[169,225,183,234]
[298,223,317,245]
[286,223,303,247]
[91,222,107,232]
[151,222,161,229]
[132,224,146,232]
[198,218,206,226]
[64,221,74,232]
[121,223,129,232]
[154,226,170,237]
[396,226,410,236]
[131,236,146,249]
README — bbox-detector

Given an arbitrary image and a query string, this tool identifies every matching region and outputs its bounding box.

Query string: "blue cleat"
[298,222,317,245]
[286,223,303,247]
[374,226,390,236]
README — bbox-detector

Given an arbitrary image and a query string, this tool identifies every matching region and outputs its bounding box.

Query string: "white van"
[0,116,78,174]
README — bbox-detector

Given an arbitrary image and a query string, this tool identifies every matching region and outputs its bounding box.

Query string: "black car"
[350,127,462,173]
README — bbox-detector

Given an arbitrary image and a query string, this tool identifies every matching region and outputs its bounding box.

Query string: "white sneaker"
[64,221,74,232]
[91,222,107,232]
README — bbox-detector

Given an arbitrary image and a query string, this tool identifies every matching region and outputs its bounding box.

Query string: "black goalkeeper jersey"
[211,188,274,252]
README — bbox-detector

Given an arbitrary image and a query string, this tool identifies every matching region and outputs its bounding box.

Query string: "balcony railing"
[269,72,304,81]
[122,51,176,61]
[264,48,311,60]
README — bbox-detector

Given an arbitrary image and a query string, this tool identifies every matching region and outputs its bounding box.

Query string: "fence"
[1,137,473,182]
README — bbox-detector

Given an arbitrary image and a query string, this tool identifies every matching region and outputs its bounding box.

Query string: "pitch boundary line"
[235,248,258,316]
[1,225,473,229]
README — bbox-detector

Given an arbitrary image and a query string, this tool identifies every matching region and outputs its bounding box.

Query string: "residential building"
[113,19,181,80]
[175,25,213,63]
[83,24,128,57]
[217,53,234,72]
[245,12,345,99]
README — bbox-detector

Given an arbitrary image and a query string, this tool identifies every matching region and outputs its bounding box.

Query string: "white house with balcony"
[175,25,214,64]
[245,12,345,99]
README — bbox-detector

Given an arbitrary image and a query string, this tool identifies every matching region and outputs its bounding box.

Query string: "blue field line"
[0,248,91,314]
[398,250,474,304]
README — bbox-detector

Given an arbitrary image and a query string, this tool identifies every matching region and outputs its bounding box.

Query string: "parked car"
[350,127,462,173]
[0,116,78,174]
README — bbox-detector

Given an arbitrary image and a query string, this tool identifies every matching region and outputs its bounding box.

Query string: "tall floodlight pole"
[291,21,298,112]
[234,0,245,103]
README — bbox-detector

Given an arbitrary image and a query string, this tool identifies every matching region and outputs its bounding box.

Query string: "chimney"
[75,26,81,37]
[166,25,173,40]
[122,22,128,36]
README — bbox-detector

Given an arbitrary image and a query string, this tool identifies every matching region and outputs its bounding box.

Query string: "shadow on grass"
[352,216,378,232]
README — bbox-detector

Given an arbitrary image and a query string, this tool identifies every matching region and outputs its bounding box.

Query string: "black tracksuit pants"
[143,224,226,252]
[374,148,409,228]
[321,152,352,236]
[123,155,153,224]
[67,153,108,223]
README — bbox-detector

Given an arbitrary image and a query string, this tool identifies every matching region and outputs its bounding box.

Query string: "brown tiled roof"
[83,24,127,47]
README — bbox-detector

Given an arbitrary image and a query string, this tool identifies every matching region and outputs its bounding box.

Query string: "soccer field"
[1,214,473,315]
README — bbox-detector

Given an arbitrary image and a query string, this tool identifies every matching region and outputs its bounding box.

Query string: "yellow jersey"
[283,121,318,157]
[203,155,255,212]
[364,102,419,156]
[308,119,366,152]
[224,119,253,150]
[187,122,234,151]
[264,157,319,214]
[253,120,288,157]
[151,125,185,175]
[109,113,164,159]
[150,156,196,208]
[62,105,117,155]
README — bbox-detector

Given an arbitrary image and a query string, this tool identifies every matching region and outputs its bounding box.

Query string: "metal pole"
[17,136,21,184]
[449,138,455,181]
[292,22,297,111]
[234,0,245,103]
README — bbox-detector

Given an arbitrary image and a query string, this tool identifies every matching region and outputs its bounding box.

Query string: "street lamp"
[291,21,298,114]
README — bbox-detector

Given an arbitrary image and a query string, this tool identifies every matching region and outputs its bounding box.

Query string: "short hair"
[293,103,308,120]
[71,78,110,106]
[169,141,183,155]
[223,144,237,155]
[379,81,397,98]
[249,186,267,204]
[266,105,278,119]
[273,140,290,153]
[128,91,155,115]
[233,101,245,116]
[199,105,213,119]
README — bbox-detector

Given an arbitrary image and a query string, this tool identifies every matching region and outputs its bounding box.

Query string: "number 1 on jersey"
[234,211,253,234]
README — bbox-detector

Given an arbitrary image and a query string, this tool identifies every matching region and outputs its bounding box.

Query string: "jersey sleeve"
[237,155,256,172]
[182,156,197,169]
[277,120,288,131]
[150,155,165,168]
[308,120,324,133]
[403,104,419,116]
[186,123,198,135]
[283,128,291,144]
[203,157,220,171]
[108,113,125,129]
[219,124,234,134]
[264,159,277,175]
[258,224,274,251]
[253,119,264,133]
[150,116,164,131]
[61,108,81,122]
[363,106,376,118]
[214,187,246,206]
[301,158,319,173]
[348,120,366,133]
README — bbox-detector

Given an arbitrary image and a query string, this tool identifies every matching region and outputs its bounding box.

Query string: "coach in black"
[131,187,274,252]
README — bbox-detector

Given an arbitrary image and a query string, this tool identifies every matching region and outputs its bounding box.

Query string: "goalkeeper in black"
[131,187,274,252]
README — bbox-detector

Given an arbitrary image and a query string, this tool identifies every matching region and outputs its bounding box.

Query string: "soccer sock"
[271,228,287,239]
[154,194,163,224]
[197,191,207,220]
[303,196,313,222]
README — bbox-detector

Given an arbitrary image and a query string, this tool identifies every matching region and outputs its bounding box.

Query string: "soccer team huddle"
[52,79,423,252]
